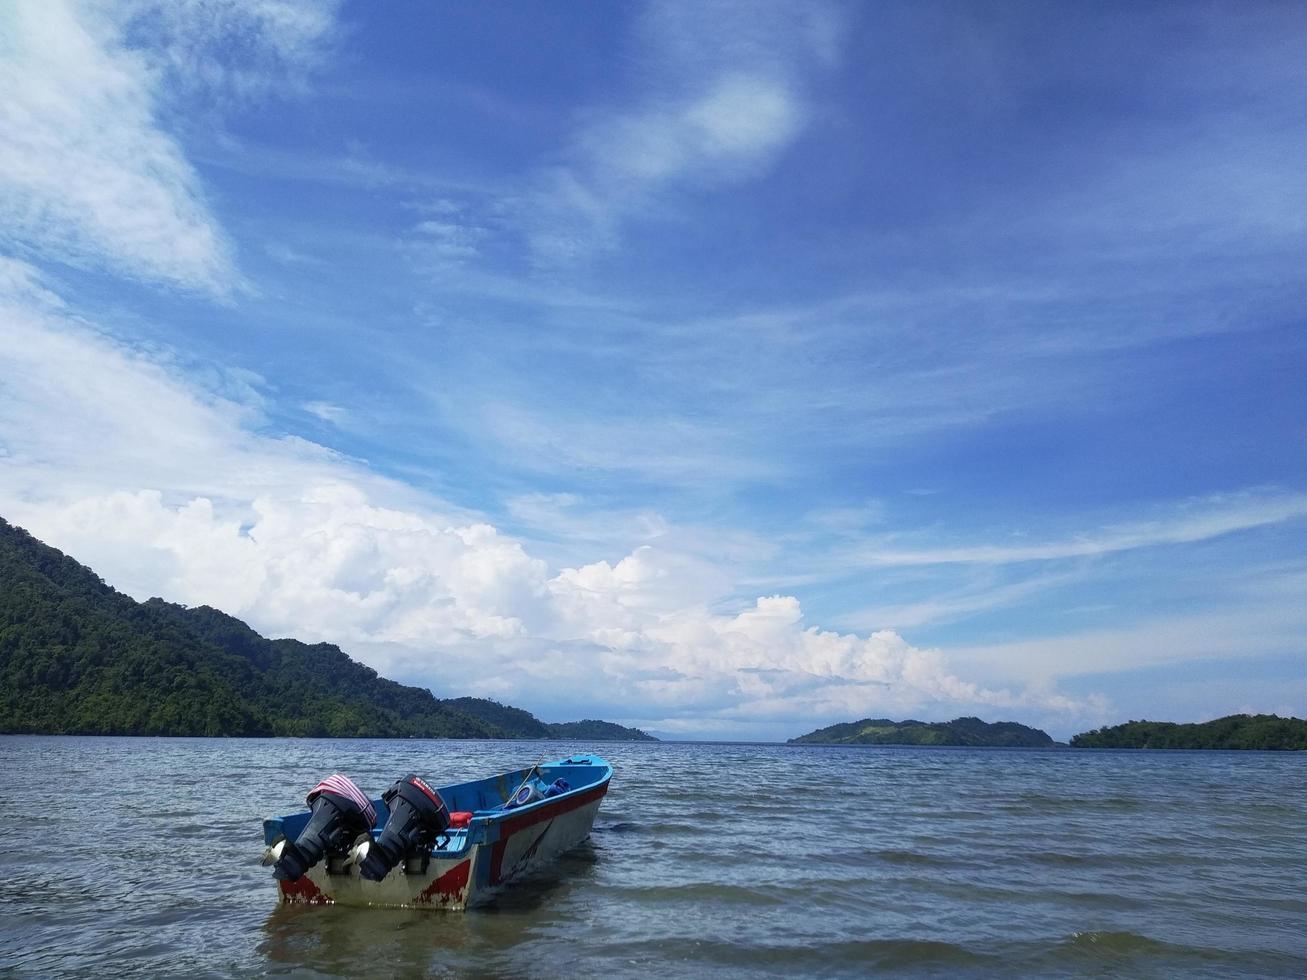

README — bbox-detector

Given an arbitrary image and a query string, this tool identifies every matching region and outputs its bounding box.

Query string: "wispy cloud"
[303,401,347,425]
[0,269,1082,731]
[579,72,800,186]
[118,0,339,102]
[948,601,1307,685]
[365,4,1305,505]
[0,0,336,294]
[4,2,1303,738]
[843,569,1085,631]
[0,0,233,291]
[520,0,844,263]
[843,494,1307,567]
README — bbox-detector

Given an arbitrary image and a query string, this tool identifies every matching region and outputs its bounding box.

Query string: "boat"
[261,754,612,910]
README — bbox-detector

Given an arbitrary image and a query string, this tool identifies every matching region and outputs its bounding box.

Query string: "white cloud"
[303,400,348,424]
[845,495,1307,567]
[0,270,1076,732]
[24,487,550,648]
[802,502,888,532]
[0,0,233,291]
[947,601,1307,686]
[117,0,338,101]
[0,0,336,293]
[843,570,1085,631]
[584,73,800,185]
[411,218,484,262]
[476,401,784,486]
[520,0,841,263]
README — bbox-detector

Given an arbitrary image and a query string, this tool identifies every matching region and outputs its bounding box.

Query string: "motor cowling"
[358,774,450,881]
[273,774,375,882]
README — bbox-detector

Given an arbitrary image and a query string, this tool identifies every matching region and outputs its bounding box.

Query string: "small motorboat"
[261,755,612,909]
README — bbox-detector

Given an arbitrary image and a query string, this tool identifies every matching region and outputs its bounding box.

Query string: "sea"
[1,736,1303,979]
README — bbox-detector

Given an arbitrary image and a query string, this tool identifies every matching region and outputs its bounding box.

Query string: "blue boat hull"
[262,755,612,909]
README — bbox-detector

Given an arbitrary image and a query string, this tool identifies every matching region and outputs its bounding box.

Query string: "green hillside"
[547,719,656,741]
[788,715,1055,747]
[1071,714,1307,750]
[446,699,655,741]
[444,696,553,738]
[0,517,653,741]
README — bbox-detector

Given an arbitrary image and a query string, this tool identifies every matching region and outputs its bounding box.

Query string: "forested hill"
[1071,715,1307,750]
[788,716,1055,747]
[445,698,656,742]
[0,517,654,741]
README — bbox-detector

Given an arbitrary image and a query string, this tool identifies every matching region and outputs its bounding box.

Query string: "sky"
[1,0,1305,741]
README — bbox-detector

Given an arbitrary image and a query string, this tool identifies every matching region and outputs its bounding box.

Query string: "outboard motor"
[273,774,376,882]
[357,774,450,881]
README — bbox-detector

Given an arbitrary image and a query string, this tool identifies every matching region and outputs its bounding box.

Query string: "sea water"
[0,736,1303,978]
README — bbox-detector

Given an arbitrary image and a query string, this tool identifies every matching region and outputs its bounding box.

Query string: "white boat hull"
[277,782,607,910]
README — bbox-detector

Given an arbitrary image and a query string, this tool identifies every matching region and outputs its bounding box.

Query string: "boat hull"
[273,766,608,910]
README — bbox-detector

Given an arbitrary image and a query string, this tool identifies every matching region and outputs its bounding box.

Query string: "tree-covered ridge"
[443,696,553,738]
[446,699,656,741]
[547,719,656,741]
[1071,714,1307,750]
[442,699,654,740]
[0,518,655,740]
[788,715,1055,747]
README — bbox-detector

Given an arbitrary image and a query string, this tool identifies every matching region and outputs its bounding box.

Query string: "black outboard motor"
[358,774,450,881]
[273,774,376,882]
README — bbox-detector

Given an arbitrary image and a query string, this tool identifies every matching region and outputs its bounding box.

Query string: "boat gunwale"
[262,755,612,851]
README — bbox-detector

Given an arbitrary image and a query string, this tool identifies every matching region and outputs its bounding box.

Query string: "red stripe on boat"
[279,875,331,904]
[488,783,608,885]
[416,859,471,905]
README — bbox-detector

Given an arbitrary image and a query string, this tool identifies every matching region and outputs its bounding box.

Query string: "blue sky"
[1,0,1305,740]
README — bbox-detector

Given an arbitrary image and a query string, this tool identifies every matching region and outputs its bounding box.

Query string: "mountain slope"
[444,699,656,741]
[0,518,653,740]
[1,521,275,736]
[548,719,655,740]
[443,697,553,738]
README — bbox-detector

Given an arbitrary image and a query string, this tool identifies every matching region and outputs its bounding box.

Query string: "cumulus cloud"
[23,487,550,648]
[0,268,1073,733]
[575,591,1018,716]
[17,483,1052,734]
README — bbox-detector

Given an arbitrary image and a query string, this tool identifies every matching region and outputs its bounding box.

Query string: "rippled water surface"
[1,737,1304,978]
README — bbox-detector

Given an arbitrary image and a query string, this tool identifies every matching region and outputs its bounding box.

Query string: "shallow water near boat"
[1,736,1304,978]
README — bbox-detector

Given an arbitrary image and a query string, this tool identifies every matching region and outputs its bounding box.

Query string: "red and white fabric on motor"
[306,774,377,826]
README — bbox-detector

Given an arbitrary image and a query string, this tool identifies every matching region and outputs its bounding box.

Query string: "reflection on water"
[258,843,600,976]
[2,737,1305,979]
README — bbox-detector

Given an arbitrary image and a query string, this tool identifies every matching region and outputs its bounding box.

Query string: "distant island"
[1071,715,1307,750]
[0,517,654,741]
[788,716,1055,747]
